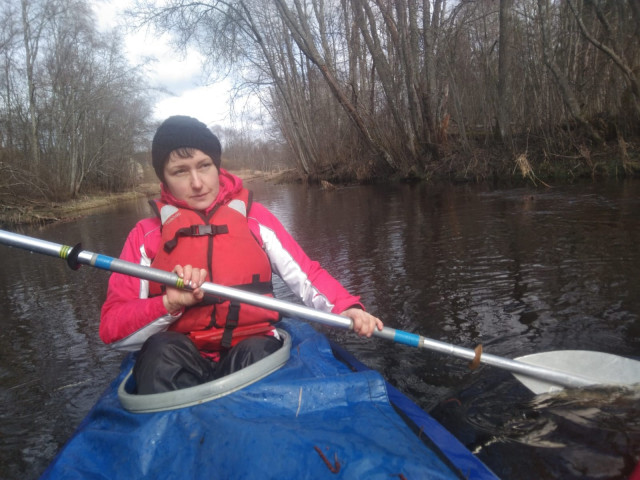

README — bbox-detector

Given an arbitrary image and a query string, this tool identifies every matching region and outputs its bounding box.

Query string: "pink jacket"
[100,169,363,350]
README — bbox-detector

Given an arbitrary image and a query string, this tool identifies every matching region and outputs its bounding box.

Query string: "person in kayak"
[100,115,383,394]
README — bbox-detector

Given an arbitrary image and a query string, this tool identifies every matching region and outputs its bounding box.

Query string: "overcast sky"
[94,0,237,128]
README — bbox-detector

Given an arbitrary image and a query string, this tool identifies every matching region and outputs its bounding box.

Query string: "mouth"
[191,192,210,200]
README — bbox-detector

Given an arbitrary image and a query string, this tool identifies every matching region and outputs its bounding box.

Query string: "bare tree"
[274,0,396,170]
[537,0,603,144]
[129,0,640,181]
[567,0,640,121]
[0,4,20,152]
[20,0,56,169]
[497,0,514,144]
[1,0,152,200]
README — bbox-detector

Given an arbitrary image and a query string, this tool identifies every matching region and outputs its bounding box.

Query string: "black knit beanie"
[151,115,222,181]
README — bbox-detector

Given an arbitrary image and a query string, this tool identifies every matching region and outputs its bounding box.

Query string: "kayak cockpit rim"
[117,329,291,413]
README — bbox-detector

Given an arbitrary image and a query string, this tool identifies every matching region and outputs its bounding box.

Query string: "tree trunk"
[274,0,396,169]
[567,0,640,120]
[20,0,41,170]
[537,0,603,144]
[420,0,442,154]
[497,0,513,144]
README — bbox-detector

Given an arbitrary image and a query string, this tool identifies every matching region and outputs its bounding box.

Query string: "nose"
[190,170,203,189]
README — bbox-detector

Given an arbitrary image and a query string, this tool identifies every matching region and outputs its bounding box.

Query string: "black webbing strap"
[245,274,274,295]
[221,301,241,349]
[163,224,229,253]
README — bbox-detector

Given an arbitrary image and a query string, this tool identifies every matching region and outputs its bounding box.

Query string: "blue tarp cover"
[41,320,486,479]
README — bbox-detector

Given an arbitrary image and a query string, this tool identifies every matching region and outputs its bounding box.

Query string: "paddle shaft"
[0,229,595,390]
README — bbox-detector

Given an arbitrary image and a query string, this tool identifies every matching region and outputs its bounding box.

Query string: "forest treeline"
[136,0,640,182]
[0,0,153,203]
[1,0,639,207]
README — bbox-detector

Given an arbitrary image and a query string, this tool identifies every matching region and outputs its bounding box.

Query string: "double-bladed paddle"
[1,229,638,394]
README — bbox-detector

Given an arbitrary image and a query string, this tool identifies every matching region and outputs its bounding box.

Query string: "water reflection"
[0,202,147,478]
[432,380,640,479]
[259,180,640,479]
[1,179,639,479]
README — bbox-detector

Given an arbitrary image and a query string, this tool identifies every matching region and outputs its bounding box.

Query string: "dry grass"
[0,183,161,228]
[230,168,299,184]
[0,170,297,228]
[514,153,551,187]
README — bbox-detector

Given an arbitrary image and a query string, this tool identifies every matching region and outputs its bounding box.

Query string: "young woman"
[100,115,383,394]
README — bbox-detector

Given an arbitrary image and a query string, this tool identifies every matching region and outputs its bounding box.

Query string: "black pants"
[133,332,282,395]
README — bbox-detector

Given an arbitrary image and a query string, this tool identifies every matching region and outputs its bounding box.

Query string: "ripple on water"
[2,183,640,479]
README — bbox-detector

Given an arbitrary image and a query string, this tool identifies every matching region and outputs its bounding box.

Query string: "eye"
[169,168,188,176]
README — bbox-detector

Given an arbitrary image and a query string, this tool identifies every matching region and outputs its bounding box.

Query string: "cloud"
[154,83,234,127]
[93,0,235,126]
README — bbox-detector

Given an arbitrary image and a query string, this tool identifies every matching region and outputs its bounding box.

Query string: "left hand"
[163,264,208,314]
[341,308,384,338]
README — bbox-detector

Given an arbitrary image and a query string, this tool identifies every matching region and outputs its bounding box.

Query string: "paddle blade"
[513,350,640,395]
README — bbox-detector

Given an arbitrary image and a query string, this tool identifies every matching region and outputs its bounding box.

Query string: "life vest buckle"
[189,224,229,236]
[191,224,211,236]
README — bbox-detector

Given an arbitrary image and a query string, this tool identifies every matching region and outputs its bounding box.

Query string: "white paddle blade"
[513,350,640,395]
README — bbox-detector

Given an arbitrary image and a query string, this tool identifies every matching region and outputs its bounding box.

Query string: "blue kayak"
[41,319,498,479]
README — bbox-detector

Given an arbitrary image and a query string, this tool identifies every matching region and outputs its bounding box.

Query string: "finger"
[194,288,205,301]
[184,265,202,288]
[363,315,380,337]
[182,264,193,279]
[351,315,363,333]
[190,269,208,299]
[191,269,205,288]
[363,319,374,337]
[196,268,208,285]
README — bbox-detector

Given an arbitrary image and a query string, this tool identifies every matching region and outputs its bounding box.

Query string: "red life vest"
[148,189,280,351]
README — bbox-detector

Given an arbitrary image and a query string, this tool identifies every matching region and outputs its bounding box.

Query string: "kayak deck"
[41,319,498,479]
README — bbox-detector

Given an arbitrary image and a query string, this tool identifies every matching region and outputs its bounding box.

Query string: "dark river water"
[1,179,639,479]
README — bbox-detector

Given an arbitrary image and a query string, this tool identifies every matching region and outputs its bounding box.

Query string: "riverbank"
[0,183,160,228]
[0,169,292,228]
[4,150,636,229]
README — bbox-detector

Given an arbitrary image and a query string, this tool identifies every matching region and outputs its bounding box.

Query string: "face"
[163,149,220,210]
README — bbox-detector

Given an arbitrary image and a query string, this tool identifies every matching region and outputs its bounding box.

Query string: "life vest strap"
[221,301,241,349]
[164,224,229,253]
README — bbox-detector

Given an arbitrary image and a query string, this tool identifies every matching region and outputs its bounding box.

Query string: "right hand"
[162,264,208,315]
